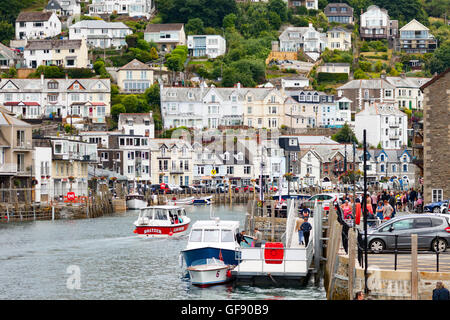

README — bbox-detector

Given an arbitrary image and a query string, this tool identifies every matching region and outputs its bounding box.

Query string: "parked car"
[365,214,450,254]
[424,199,449,213]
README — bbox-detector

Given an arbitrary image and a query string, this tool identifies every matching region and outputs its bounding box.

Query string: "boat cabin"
[126,194,145,201]
[137,205,187,226]
[188,219,240,245]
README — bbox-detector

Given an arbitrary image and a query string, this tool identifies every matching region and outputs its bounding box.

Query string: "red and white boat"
[133,205,191,238]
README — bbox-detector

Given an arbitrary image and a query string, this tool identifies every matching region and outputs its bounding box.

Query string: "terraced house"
[69,20,132,49]
[0,75,111,123]
[149,139,193,186]
[24,38,89,69]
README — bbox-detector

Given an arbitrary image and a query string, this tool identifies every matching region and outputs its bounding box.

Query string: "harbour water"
[0,204,326,300]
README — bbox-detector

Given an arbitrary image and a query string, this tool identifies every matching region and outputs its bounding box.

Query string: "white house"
[118,113,154,138]
[144,23,186,51]
[280,77,309,89]
[88,0,154,18]
[385,75,431,110]
[69,20,132,49]
[117,134,151,184]
[278,24,327,61]
[360,5,398,40]
[187,35,226,59]
[355,102,408,150]
[0,75,111,123]
[45,0,81,17]
[160,83,244,129]
[15,11,61,40]
[33,146,53,203]
[24,38,89,69]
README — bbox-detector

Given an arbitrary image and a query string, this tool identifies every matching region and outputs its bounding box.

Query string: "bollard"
[52,206,55,221]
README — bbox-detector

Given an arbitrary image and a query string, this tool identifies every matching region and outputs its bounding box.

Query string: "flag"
[219,249,223,261]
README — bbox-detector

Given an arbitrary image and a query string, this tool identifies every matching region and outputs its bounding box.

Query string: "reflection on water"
[0,204,326,300]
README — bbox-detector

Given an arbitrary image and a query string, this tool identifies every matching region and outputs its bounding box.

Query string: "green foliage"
[331,123,358,144]
[321,49,353,64]
[359,60,372,72]
[0,21,14,45]
[354,68,369,79]
[291,15,309,27]
[125,34,139,48]
[111,103,126,121]
[317,72,349,83]
[360,40,388,52]
[155,0,238,28]
[144,83,161,110]
[66,68,96,78]
[186,18,205,35]
[425,42,450,75]
[223,13,237,30]
[30,65,65,78]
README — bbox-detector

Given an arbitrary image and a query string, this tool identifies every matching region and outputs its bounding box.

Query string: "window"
[414,218,432,229]
[403,164,408,172]
[189,229,202,242]
[391,219,414,231]
[432,189,443,202]
[204,229,219,242]
[221,230,234,242]
[247,106,252,114]
[244,166,251,174]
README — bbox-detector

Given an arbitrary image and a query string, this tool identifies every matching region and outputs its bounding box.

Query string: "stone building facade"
[420,68,450,203]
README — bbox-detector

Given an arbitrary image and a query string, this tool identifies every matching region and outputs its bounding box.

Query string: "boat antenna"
[209,203,214,220]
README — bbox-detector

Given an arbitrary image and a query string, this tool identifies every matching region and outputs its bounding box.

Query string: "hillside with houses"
[0,0,447,204]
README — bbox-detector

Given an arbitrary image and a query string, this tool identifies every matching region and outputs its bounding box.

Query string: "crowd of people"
[339,188,424,225]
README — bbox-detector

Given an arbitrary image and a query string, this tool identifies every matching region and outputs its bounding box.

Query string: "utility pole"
[363,130,368,295]
[352,141,356,217]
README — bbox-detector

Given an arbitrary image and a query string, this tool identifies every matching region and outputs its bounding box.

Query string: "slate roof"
[119,59,153,71]
[338,79,395,90]
[70,20,131,30]
[25,39,82,50]
[16,11,54,22]
[145,23,184,33]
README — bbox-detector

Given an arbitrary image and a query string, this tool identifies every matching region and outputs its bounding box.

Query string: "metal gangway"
[232,200,322,282]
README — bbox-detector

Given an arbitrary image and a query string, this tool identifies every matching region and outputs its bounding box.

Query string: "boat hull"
[182,247,238,267]
[192,197,212,205]
[127,199,148,210]
[188,265,231,287]
[134,221,190,238]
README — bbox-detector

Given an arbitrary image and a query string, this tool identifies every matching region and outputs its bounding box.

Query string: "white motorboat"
[126,194,147,210]
[133,205,191,238]
[187,258,234,287]
[167,196,195,205]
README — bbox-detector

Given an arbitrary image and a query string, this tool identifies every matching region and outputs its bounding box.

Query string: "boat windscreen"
[204,229,220,242]
[221,229,234,242]
[154,208,168,220]
[189,229,202,242]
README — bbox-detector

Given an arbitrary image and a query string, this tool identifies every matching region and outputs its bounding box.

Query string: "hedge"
[317,72,348,83]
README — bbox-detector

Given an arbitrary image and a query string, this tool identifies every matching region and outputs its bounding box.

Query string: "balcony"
[14,141,33,151]
[389,122,399,128]
[389,134,399,140]
[170,166,184,174]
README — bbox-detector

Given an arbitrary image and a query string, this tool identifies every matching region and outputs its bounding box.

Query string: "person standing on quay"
[295,213,305,245]
[300,217,312,246]
[432,282,450,300]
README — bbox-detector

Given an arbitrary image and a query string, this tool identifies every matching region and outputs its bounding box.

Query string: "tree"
[354,68,369,79]
[185,18,205,35]
[125,34,139,48]
[111,103,126,121]
[331,123,358,144]
[150,47,159,60]
[0,21,14,45]
[122,95,140,113]
[144,83,160,109]
[425,42,450,75]
[267,0,288,22]
[166,55,183,72]
[223,13,237,29]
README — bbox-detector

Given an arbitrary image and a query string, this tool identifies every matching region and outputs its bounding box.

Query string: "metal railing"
[356,231,450,272]
[234,242,313,275]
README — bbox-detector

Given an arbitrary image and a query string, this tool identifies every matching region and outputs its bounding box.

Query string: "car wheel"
[369,239,385,253]
[432,238,447,253]
[433,207,441,213]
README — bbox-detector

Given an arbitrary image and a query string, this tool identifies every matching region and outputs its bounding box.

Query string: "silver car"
[365,214,450,253]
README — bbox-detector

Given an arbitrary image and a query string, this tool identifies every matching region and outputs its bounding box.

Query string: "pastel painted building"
[144,23,186,51]
[15,11,61,40]
[117,59,154,93]
[69,20,132,49]
[187,35,226,58]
